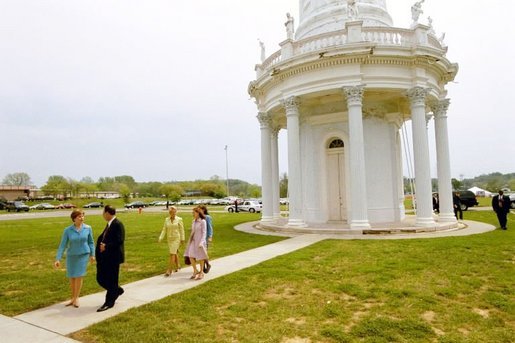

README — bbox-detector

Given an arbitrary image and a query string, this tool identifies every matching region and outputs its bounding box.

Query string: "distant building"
[0,185,38,201]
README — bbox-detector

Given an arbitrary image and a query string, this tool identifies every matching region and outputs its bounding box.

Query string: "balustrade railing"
[258,26,443,73]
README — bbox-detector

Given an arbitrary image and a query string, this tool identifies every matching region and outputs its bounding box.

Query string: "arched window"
[328,139,344,149]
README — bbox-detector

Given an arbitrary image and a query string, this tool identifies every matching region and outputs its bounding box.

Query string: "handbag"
[184,256,191,265]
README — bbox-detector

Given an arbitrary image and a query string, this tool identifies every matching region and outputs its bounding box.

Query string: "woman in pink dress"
[185,207,209,280]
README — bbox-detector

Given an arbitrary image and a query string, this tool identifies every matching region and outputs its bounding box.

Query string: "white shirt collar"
[108,216,116,227]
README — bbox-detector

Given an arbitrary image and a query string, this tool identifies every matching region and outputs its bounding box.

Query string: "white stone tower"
[249,0,458,232]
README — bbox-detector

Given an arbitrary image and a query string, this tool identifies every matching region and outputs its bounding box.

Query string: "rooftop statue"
[258,39,266,62]
[427,16,435,34]
[347,0,359,20]
[285,12,295,40]
[411,0,425,24]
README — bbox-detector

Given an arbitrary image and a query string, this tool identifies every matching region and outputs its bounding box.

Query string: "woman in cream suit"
[158,206,185,276]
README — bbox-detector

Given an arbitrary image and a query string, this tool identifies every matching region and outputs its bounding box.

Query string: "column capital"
[343,85,364,106]
[257,112,272,128]
[407,87,428,106]
[430,99,451,119]
[281,96,300,113]
[271,126,281,138]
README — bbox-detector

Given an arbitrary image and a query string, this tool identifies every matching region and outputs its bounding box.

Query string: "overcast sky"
[1,0,514,187]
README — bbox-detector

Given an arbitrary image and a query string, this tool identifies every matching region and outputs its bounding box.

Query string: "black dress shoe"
[97,304,112,312]
[118,287,124,296]
[204,263,211,274]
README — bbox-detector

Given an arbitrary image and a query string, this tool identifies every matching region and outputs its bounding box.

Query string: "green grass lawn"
[0,211,282,316]
[1,210,514,342]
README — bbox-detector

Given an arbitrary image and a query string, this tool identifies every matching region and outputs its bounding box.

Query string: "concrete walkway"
[4,234,326,342]
[2,219,495,342]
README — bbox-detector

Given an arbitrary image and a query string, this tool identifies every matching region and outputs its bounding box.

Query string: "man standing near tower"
[492,190,510,230]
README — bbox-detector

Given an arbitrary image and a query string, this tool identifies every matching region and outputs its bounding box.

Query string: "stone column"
[257,112,274,223]
[282,96,306,227]
[432,99,456,223]
[343,86,370,229]
[408,87,435,226]
[271,127,281,220]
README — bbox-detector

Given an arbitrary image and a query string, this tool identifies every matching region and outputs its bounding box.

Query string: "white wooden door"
[327,148,346,221]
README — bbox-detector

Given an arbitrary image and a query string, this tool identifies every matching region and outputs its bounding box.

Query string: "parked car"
[83,202,104,208]
[177,199,196,206]
[30,203,56,210]
[6,201,30,212]
[55,203,76,209]
[225,200,262,213]
[456,190,479,211]
[216,199,232,205]
[0,197,8,210]
[125,201,147,209]
[509,194,515,209]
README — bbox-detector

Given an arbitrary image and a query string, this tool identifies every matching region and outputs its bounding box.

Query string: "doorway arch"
[326,138,347,222]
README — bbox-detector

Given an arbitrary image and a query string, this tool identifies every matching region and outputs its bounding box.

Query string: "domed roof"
[296,0,393,40]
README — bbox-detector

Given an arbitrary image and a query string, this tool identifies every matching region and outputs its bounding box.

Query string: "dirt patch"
[473,308,490,318]
[422,311,436,322]
[433,327,445,336]
[285,317,306,325]
[281,337,311,343]
[264,287,298,300]
[458,328,470,335]
[344,310,367,332]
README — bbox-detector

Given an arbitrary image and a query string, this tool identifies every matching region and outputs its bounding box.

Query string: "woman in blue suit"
[54,210,95,308]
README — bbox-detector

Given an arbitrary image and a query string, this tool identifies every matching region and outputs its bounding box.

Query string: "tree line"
[403,172,515,194]
[1,172,268,200]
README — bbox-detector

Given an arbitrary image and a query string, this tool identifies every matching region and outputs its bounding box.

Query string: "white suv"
[225,200,262,213]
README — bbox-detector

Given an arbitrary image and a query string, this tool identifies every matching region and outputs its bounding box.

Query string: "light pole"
[225,145,229,196]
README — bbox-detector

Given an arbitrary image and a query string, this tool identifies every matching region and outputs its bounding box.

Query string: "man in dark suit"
[96,205,125,312]
[453,192,463,220]
[492,190,510,230]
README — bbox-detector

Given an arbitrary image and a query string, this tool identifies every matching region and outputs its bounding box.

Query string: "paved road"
[0,206,182,221]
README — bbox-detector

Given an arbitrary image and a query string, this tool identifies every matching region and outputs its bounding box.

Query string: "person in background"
[492,190,510,230]
[432,193,439,213]
[184,207,208,280]
[96,205,125,312]
[453,191,463,220]
[198,205,213,273]
[158,206,185,276]
[54,210,95,308]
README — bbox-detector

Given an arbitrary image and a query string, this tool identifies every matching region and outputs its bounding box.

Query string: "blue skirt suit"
[56,224,95,278]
